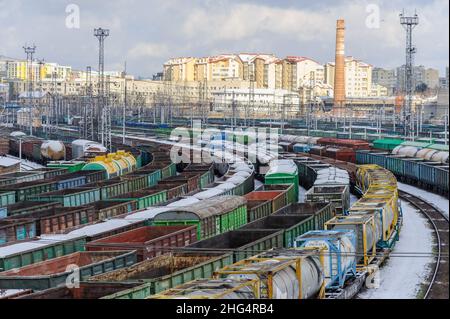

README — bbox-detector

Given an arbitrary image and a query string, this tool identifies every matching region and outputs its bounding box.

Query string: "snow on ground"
[357,200,434,299]
[350,193,359,206]
[298,185,307,203]
[398,182,449,218]
[254,179,264,191]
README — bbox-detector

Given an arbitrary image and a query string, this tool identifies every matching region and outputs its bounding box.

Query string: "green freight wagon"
[0,236,86,271]
[106,188,168,210]
[372,139,404,151]
[152,196,247,240]
[240,214,316,248]
[161,163,177,179]
[0,191,15,208]
[185,229,284,262]
[0,251,137,290]
[264,160,299,200]
[274,202,335,231]
[86,179,130,200]
[94,253,234,299]
[0,180,58,202]
[2,201,61,218]
[121,173,151,192]
[28,187,101,207]
[47,161,86,173]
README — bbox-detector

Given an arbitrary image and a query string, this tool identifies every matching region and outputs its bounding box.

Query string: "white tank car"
[40,140,66,160]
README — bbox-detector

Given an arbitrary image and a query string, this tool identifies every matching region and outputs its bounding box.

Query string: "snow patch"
[357,200,434,299]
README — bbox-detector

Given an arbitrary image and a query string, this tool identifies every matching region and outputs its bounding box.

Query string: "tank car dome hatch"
[82,155,119,179]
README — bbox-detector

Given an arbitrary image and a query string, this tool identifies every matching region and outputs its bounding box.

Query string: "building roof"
[285,56,320,64]
[0,156,21,168]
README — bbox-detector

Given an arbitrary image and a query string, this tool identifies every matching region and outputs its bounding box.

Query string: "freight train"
[0,134,402,299]
[149,164,401,299]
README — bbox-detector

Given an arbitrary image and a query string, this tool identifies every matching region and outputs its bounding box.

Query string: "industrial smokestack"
[334,19,346,111]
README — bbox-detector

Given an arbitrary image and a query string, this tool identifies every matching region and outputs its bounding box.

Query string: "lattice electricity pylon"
[400,10,419,138]
[94,28,111,150]
[23,44,36,136]
[81,66,95,140]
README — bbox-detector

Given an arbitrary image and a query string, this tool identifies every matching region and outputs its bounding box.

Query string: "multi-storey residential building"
[325,57,373,98]
[163,57,196,82]
[4,60,72,82]
[372,67,397,95]
[396,65,440,92]
[208,55,243,81]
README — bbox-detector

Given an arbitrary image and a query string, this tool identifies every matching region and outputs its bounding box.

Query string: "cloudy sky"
[0,0,448,77]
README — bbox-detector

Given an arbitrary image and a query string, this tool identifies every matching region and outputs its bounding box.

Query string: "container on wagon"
[86,225,197,261]
[149,278,260,299]
[295,230,357,289]
[0,250,137,290]
[0,236,87,271]
[325,215,377,267]
[152,196,247,240]
[184,229,284,263]
[214,248,326,299]
[305,185,350,215]
[28,187,100,207]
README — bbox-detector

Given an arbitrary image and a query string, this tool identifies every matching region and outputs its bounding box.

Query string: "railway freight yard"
[0,0,448,308]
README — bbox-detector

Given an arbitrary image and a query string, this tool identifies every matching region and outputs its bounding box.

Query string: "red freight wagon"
[86,225,198,261]
[325,147,356,163]
[317,138,370,151]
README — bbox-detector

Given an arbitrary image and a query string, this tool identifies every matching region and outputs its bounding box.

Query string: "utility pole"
[94,27,110,149]
[23,44,36,136]
[400,10,419,139]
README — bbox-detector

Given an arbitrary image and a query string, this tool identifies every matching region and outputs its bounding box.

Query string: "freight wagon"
[2,201,61,218]
[0,236,86,271]
[86,225,197,260]
[46,161,86,173]
[0,251,137,290]
[92,252,233,299]
[106,188,168,210]
[244,191,286,222]
[240,215,315,248]
[0,180,59,202]
[0,171,45,185]
[14,282,139,299]
[85,179,130,200]
[184,229,284,262]
[274,203,335,232]
[30,168,68,180]
[91,201,138,220]
[0,218,36,244]
[356,150,449,196]
[28,187,101,207]
[151,196,248,240]
[0,191,15,208]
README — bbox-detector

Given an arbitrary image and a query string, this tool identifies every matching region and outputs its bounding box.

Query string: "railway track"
[285,151,449,299]
[398,190,449,299]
